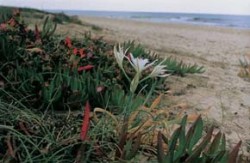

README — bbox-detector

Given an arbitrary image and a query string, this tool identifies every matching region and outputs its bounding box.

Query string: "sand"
[63,16,250,156]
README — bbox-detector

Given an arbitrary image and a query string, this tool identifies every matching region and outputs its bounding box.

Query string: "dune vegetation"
[0,7,243,162]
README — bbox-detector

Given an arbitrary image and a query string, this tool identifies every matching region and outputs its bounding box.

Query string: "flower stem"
[121,68,131,82]
[139,76,150,83]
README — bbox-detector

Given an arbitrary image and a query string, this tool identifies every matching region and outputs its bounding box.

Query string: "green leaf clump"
[157,115,242,163]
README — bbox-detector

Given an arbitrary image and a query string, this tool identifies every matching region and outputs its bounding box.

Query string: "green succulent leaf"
[168,126,182,163]
[186,115,203,153]
[211,151,226,163]
[207,132,222,154]
[174,115,188,162]
[185,127,213,162]
[220,134,226,151]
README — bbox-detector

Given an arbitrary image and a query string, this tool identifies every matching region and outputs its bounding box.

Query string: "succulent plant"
[157,115,242,163]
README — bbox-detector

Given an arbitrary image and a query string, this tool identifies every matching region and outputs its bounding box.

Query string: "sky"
[1,0,250,15]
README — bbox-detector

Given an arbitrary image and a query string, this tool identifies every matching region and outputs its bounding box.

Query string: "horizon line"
[1,5,250,17]
[48,9,250,17]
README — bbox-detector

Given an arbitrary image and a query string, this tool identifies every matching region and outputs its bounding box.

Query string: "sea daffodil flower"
[128,53,157,74]
[128,53,157,93]
[113,45,169,93]
[114,44,128,70]
[78,65,94,72]
[113,44,131,81]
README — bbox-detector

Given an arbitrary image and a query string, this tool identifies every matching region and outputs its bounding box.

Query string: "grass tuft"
[238,56,250,79]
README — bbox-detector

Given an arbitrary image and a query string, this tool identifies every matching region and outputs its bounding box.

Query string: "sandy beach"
[65,16,250,155]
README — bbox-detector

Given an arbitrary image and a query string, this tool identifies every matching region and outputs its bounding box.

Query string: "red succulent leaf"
[35,24,41,41]
[79,48,86,58]
[64,36,72,48]
[87,52,93,58]
[96,86,105,93]
[7,18,16,27]
[0,23,7,31]
[80,101,91,141]
[78,65,94,72]
[73,48,78,55]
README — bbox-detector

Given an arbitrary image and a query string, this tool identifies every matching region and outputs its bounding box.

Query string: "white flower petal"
[114,44,127,70]
[147,59,169,78]
[128,53,155,74]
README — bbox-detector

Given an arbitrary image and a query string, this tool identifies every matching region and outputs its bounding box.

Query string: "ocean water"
[50,10,250,29]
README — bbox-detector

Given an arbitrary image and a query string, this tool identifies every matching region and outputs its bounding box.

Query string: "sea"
[49,10,250,29]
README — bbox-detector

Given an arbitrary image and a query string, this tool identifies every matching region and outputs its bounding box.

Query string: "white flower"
[128,53,157,74]
[113,44,128,70]
[147,60,169,78]
[113,45,169,93]
[127,53,158,93]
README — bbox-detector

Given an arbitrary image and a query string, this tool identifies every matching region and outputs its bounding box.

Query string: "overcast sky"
[1,0,250,15]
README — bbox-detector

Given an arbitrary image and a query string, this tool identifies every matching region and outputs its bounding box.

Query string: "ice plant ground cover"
[0,8,242,162]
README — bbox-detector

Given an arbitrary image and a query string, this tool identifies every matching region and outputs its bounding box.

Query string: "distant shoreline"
[80,15,250,31]
[49,10,250,29]
[47,9,250,17]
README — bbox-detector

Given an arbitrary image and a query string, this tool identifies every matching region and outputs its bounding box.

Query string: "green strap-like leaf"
[185,127,213,162]
[207,132,222,154]
[168,126,182,163]
[187,115,203,153]
[220,134,226,152]
[174,115,187,162]
[211,151,226,163]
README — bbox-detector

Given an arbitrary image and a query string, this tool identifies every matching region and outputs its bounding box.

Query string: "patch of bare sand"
[64,16,250,158]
